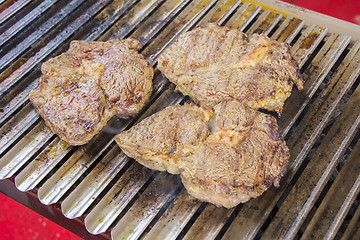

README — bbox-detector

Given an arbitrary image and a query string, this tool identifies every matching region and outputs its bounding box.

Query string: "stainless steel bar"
[15,138,72,192]
[124,0,193,46]
[293,26,328,69]
[0,0,113,96]
[216,0,242,25]
[0,0,88,73]
[341,202,360,240]
[261,45,360,238]
[83,0,143,41]
[301,139,360,239]
[37,148,87,205]
[182,204,233,240]
[238,5,261,31]
[285,39,357,151]
[325,175,360,239]
[0,104,38,155]
[111,0,167,40]
[280,34,351,137]
[226,2,257,28]
[262,13,282,35]
[84,163,154,235]
[247,9,272,34]
[0,0,33,26]
[61,149,129,219]
[271,16,301,41]
[37,118,120,205]
[284,20,304,44]
[288,24,319,55]
[0,121,53,179]
[110,173,182,240]
[143,189,201,240]
[0,0,59,48]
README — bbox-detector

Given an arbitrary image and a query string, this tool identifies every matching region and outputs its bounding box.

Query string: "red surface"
[282,0,360,25]
[0,193,84,240]
[1,1,359,240]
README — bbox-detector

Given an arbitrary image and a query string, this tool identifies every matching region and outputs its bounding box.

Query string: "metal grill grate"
[0,0,360,239]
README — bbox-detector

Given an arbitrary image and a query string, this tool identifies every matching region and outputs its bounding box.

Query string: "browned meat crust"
[158,23,304,113]
[115,104,212,174]
[29,39,153,145]
[115,100,289,208]
[180,101,289,208]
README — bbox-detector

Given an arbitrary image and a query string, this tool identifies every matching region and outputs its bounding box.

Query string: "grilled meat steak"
[115,100,289,208]
[180,101,289,207]
[158,23,304,113]
[29,39,153,145]
[115,104,212,174]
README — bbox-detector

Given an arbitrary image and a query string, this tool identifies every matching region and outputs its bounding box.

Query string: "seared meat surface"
[158,23,304,113]
[30,39,153,145]
[115,104,211,174]
[180,101,289,207]
[115,100,289,208]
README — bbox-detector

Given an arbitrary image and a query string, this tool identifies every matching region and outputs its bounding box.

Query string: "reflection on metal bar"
[263,13,282,35]
[0,0,59,48]
[0,0,114,96]
[0,0,33,25]
[216,0,242,25]
[238,5,262,31]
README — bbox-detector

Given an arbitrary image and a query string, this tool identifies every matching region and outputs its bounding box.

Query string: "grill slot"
[111,173,182,239]
[142,189,201,239]
[15,138,73,192]
[261,43,360,239]
[0,0,33,25]
[0,0,58,48]
[280,34,351,137]
[0,121,53,179]
[342,193,360,239]
[84,162,154,235]
[0,0,360,239]
[302,135,360,239]
[0,103,38,154]
[0,0,96,81]
[247,9,278,34]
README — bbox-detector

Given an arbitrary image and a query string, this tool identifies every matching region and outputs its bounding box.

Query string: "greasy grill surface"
[0,0,359,239]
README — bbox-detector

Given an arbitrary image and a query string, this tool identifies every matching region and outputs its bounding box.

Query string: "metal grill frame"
[0,0,360,239]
